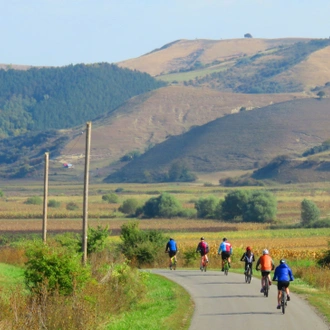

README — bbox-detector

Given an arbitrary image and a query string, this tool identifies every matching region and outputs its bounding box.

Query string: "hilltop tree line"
[0,63,166,137]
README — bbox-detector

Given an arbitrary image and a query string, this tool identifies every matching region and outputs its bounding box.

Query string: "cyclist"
[196,237,209,270]
[240,246,255,275]
[165,237,178,270]
[272,259,294,309]
[256,249,275,293]
[218,237,233,271]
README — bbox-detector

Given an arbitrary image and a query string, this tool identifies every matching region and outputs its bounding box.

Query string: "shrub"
[183,248,198,266]
[119,198,140,215]
[301,199,320,226]
[120,221,166,266]
[48,199,61,208]
[0,189,4,197]
[102,193,119,203]
[195,195,219,219]
[143,193,183,218]
[24,242,90,295]
[242,191,277,223]
[25,196,42,205]
[317,241,330,268]
[87,225,110,254]
[66,202,79,210]
[221,190,251,220]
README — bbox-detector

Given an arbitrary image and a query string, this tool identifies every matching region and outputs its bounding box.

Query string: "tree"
[301,199,320,225]
[119,198,140,215]
[221,190,251,220]
[168,161,196,182]
[142,193,183,218]
[244,33,253,38]
[242,191,277,223]
[195,195,219,219]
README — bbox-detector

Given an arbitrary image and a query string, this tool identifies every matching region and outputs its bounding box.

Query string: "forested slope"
[0,63,166,137]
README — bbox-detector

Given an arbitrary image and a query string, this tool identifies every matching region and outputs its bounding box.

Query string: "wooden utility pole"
[82,122,92,265]
[42,152,49,243]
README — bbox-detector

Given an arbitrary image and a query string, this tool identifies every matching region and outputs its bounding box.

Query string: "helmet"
[200,237,204,240]
[246,246,251,251]
[223,237,227,241]
[280,259,286,264]
[169,237,173,240]
[262,249,269,255]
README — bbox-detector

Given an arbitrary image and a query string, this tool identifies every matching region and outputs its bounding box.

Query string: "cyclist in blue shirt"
[165,238,178,269]
[272,259,294,309]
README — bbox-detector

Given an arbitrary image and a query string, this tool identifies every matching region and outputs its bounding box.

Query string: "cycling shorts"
[261,271,271,277]
[277,281,290,291]
[168,251,177,258]
[221,251,231,260]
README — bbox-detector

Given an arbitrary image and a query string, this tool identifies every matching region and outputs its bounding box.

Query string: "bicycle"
[200,255,208,272]
[245,264,252,283]
[223,259,229,275]
[280,286,287,314]
[166,252,177,270]
[262,274,270,297]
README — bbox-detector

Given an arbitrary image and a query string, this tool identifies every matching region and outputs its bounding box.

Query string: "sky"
[1,0,330,67]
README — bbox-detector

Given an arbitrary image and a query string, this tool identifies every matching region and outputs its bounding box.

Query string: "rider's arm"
[252,254,255,262]
[165,242,169,253]
[256,258,260,270]
[288,268,294,281]
[272,267,278,281]
[271,259,275,270]
[217,244,221,254]
[240,253,245,261]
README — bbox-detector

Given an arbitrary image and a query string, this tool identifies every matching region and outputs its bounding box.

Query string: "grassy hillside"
[104,98,330,182]
[118,38,330,94]
[60,86,304,167]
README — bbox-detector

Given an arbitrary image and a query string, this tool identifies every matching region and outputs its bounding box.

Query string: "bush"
[102,193,119,203]
[183,248,198,266]
[242,191,277,223]
[25,196,43,205]
[221,190,251,220]
[66,202,79,210]
[301,199,320,226]
[24,242,90,295]
[195,195,219,219]
[87,225,110,254]
[119,198,140,215]
[120,221,166,266]
[0,189,4,197]
[143,193,183,218]
[48,199,61,208]
[317,241,330,268]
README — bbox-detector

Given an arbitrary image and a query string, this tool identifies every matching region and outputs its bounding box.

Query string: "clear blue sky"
[1,0,330,67]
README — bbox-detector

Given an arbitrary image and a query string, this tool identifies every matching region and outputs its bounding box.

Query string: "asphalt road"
[152,269,329,330]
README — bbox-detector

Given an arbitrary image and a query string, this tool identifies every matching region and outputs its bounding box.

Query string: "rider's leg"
[277,290,281,307]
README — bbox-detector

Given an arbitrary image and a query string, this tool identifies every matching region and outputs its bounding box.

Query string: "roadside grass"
[0,263,25,301]
[102,273,193,330]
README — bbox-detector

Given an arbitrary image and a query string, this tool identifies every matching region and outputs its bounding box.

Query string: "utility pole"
[82,122,92,265]
[42,152,49,243]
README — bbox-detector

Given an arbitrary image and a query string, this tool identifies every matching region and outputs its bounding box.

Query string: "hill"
[118,38,330,94]
[104,98,330,182]
[60,86,304,166]
[0,63,166,137]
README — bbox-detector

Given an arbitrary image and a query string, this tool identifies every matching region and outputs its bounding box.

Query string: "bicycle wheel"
[264,278,269,297]
[224,261,229,275]
[281,289,286,314]
[246,267,252,284]
[172,258,177,270]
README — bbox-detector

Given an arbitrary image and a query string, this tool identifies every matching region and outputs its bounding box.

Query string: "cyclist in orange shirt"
[256,249,275,293]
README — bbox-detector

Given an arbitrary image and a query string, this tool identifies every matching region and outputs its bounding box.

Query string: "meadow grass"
[104,273,193,330]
